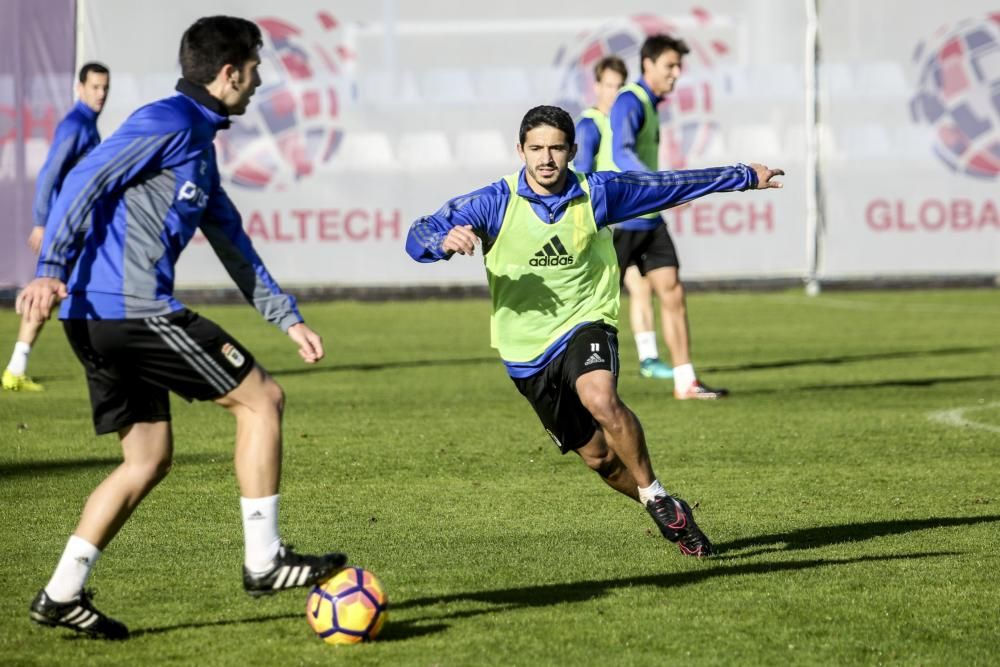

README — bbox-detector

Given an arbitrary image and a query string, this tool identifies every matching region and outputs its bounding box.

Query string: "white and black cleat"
[243,543,347,597]
[29,588,129,640]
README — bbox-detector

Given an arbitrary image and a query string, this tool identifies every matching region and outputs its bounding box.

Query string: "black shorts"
[613,225,679,276]
[511,322,619,454]
[63,309,255,435]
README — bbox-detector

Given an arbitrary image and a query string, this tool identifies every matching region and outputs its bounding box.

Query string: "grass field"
[1,289,998,666]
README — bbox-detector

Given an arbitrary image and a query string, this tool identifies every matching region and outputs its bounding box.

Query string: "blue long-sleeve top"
[610,78,665,231]
[405,164,758,377]
[36,79,303,331]
[573,115,601,174]
[32,101,101,228]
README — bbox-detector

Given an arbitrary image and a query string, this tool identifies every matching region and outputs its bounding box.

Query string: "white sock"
[44,535,101,602]
[634,331,659,362]
[241,494,281,574]
[6,341,31,375]
[638,480,668,505]
[673,363,696,391]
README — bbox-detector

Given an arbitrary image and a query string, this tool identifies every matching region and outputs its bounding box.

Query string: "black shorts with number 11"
[511,322,619,454]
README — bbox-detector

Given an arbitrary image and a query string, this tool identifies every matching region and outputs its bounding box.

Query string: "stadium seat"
[358,69,421,106]
[818,63,854,96]
[727,124,783,161]
[455,130,516,167]
[397,131,452,170]
[331,131,396,170]
[854,62,907,98]
[841,124,892,158]
[419,68,476,105]
[473,67,531,104]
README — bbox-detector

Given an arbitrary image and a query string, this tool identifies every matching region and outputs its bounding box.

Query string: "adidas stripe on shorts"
[63,309,255,434]
[512,322,619,454]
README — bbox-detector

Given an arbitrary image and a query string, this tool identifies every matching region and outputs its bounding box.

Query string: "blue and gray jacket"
[405,164,758,377]
[36,79,302,331]
[32,100,101,229]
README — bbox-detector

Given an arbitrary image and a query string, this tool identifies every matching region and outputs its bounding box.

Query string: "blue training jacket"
[405,164,758,377]
[36,80,303,331]
[32,101,101,228]
[609,78,665,232]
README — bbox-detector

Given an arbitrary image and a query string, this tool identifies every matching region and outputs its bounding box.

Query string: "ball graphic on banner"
[910,14,1000,179]
[553,9,731,169]
[216,12,353,190]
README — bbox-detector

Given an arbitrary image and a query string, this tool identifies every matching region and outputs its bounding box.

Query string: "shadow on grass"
[0,452,224,478]
[392,552,953,621]
[268,356,496,377]
[127,552,951,639]
[702,345,999,374]
[736,373,1000,395]
[716,515,1000,558]
[129,612,445,641]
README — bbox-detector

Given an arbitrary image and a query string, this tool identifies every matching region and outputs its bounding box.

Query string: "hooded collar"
[175,78,231,129]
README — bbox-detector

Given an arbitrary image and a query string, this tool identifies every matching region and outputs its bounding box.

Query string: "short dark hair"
[594,55,627,83]
[519,105,575,146]
[78,62,109,84]
[179,16,263,85]
[640,34,690,71]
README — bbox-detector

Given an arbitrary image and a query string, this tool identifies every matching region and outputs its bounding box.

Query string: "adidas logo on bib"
[529,236,574,267]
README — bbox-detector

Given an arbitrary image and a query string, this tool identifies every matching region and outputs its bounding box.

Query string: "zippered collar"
[175,78,231,129]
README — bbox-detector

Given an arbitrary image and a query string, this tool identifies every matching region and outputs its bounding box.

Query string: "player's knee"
[581,391,624,425]
[586,450,620,479]
[260,376,286,415]
[129,456,172,487]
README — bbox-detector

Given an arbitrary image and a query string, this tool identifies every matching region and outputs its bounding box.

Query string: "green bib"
[578,107,615,171]
[485,172,620,362]
[610,83,661,219]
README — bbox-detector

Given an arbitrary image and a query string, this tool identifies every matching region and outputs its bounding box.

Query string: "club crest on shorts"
[222,342,245,368]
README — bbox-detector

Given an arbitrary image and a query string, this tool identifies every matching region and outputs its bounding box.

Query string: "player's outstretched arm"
[748,163,784,189]
[15,277,68,323]
[287,322,324,364]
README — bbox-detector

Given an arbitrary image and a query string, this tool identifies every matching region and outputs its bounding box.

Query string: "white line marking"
[928,402,1000,435]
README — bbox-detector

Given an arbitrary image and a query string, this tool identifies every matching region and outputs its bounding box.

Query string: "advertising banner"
[0,0,76,288]
[79,0,808,288]
[817,1,1000,277]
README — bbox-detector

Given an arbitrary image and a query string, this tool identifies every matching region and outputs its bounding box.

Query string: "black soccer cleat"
[243,543,348,597]
[645,495,715,557]
[29,588,129,640]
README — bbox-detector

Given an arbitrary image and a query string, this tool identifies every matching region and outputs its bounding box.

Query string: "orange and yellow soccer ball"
[306,567,387,644]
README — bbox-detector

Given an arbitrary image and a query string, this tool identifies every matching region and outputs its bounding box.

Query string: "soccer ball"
[306,567,387,644]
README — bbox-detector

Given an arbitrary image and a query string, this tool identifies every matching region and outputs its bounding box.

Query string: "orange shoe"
[675,380,728,400]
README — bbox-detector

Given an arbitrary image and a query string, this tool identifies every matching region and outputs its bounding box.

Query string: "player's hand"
[27,226,45,255]
[288,322,324,364]
[15,277,68,323]
[441,225,479,257]
[749,163,784,189]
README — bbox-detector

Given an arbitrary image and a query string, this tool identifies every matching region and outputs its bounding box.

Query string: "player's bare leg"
[31,421,172,640]
[75,421,174,549]
[646,266,728,400]
[215,364,284,498]
[645,266,690,367]
[624,266,673,380]
[575,429,639,500]
[575,370,655,489]
[215,364,346,595]
[3,315,47,391]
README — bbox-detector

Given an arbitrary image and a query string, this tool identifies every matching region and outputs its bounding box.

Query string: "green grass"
[1,289,998,666]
